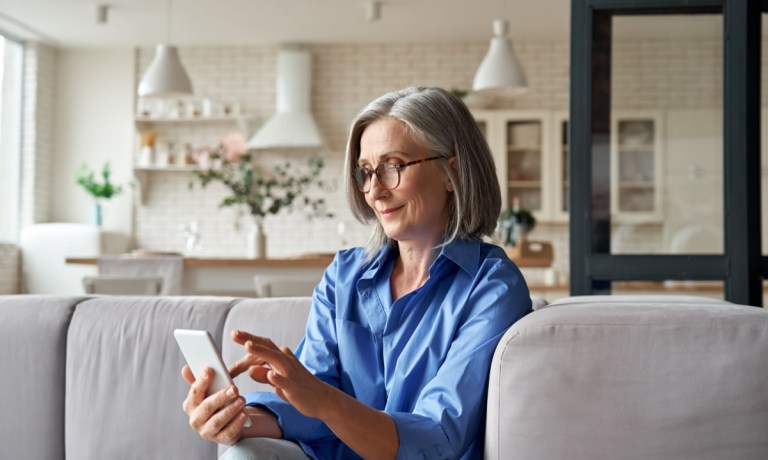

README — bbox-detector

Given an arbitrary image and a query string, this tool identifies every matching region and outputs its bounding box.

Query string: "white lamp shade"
[137,45,193,98]
[473,19,528,95]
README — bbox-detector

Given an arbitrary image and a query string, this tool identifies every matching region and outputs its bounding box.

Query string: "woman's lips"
[378,205,404,217]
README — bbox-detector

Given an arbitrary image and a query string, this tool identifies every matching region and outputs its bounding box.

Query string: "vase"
[91,200,103,227]
[246,216,267,259]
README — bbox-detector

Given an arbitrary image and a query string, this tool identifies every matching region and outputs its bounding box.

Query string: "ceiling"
[0,0,735,49]
[0,0,571,48]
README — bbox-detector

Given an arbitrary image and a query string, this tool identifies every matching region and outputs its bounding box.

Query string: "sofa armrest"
[485,296,768,460]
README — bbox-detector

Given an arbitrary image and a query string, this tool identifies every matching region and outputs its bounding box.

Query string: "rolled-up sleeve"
[389,262,531,459]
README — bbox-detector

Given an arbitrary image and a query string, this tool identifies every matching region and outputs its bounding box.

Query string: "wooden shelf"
[135,115,245,124]
[508,180,542,188]
[66,254,335,269]
[133,165,199,172]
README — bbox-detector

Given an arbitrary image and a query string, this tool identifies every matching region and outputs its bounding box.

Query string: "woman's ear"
[445,156,458,192]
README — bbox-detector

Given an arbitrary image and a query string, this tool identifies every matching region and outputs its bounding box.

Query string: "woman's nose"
[367,172,388,198]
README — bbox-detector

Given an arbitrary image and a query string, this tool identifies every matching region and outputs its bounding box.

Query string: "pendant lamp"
[473,19,527,95]
[137,0,192,98]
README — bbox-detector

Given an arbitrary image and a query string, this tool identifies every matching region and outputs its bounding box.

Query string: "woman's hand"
[230,330,333,419]
[230,330,399,459]
[181,365,250,445]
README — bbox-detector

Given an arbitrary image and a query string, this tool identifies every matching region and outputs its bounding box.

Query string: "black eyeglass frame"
[353,155,442,192]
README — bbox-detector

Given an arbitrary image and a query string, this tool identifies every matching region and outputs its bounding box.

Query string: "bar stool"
[82,275,164,295]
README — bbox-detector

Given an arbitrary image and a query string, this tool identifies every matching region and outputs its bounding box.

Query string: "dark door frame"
[569,0,763,305]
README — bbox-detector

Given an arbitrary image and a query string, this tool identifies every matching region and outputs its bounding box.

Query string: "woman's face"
[358,117,453,246]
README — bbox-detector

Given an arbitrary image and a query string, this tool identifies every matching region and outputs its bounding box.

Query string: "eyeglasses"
[353,156,442,192]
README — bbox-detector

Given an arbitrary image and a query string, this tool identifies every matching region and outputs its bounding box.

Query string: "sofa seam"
[491,329,521,456]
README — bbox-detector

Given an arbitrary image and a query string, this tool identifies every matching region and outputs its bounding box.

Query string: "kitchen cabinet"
[610,110,664,223]
[473,109,664,223]
[472,110,554,221]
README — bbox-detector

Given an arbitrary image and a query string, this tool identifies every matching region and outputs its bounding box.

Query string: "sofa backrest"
[64,296,237,460]
[485,295,768,460]
[0,295,80,460]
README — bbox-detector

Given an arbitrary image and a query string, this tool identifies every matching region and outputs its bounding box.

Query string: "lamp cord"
[166,0,172,44]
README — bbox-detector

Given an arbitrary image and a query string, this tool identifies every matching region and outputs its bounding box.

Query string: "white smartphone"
[174,329,252,427]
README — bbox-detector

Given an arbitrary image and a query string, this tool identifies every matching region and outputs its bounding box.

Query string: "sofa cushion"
[64,296,237,460]
[0,295,82,460]
[485,296,768,460]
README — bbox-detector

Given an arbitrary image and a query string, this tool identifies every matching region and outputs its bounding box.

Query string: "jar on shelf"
[155,142,171,167]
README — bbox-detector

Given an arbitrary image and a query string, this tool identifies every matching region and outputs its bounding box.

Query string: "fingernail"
[226,387,235,397]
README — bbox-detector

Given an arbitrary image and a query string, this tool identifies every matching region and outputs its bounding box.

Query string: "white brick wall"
[21,42,56,227]
[0,243,20,294]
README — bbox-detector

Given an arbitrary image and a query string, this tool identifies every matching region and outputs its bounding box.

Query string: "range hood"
[247,47,324,149]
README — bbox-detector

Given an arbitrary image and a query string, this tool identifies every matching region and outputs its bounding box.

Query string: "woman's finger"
[245,341,291,375]
[199,396,245,440]
[227,353,263,378]
[248,365,271,384]
[190,385,240,433]
[184,367,212,415]
[231,330,279,349]
[181,365,195,385]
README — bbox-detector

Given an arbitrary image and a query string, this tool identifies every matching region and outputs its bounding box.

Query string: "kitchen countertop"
[65,254,335,268]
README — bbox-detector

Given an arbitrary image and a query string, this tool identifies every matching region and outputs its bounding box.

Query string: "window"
[0,33,24,242]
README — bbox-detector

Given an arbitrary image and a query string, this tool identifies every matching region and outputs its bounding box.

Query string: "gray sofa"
[1,294,767,460]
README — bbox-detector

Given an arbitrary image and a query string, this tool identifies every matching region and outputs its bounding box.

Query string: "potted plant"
[190,147,332,259]
[74,162,124,227]
[497,197,536,248]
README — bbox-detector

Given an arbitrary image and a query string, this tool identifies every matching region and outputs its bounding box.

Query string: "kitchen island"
[66,254,335,297]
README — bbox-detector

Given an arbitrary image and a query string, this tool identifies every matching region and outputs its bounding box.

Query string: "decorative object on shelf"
[180,221,201,255]
[246,216,267,259]
[190,139,333,259]
[74,162,125,227]
[497,196,536,247]
[139,130,157,166]
[473,19,528,96]
[137,0,193,98]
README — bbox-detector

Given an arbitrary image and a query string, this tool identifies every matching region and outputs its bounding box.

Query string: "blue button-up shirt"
[245,239,531,459]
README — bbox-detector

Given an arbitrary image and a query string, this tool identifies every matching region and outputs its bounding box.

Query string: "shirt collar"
[360,239,481,280]
[360,244,395,282]
[434,238,481,276]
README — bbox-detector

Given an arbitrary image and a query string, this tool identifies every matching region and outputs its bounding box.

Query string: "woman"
[182,87,531,459]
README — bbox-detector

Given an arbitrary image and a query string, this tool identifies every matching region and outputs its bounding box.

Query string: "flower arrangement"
[190,148,332,221]
[74,162,124,199]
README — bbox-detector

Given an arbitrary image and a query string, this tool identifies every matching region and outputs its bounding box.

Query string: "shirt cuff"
[245,392,331,441]
[390,411,452,460]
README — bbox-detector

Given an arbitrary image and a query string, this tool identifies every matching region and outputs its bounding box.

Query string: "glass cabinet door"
[505,119,544,214]
[472,110,552,220]
[610,111,664,221]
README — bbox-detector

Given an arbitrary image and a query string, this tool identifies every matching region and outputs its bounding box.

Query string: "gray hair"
[344,87,501,258]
